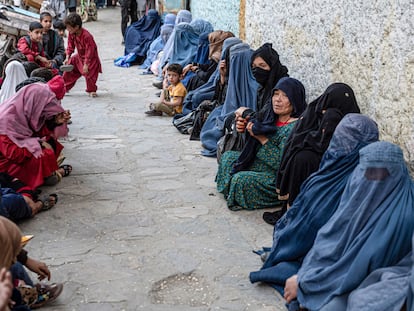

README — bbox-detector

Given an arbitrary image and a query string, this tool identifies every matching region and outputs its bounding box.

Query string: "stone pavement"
[19,8,287,311]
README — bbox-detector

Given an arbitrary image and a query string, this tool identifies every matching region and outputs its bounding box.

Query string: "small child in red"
[62,13,102,97]
[17,21,51,68]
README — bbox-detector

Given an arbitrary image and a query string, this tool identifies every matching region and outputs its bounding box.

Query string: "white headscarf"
[0,61,28,104]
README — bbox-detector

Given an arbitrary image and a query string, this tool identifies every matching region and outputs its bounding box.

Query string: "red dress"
[63,28,102,93]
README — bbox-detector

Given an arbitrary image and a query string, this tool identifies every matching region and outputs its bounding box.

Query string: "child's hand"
[82,63,89,74]
[0,267,13,311]
[63,57,70,65]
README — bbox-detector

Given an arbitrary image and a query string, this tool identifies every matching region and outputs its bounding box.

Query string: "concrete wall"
[189,0,240,36]
[189,0,414,168]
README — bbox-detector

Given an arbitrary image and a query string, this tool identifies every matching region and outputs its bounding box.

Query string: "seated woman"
[0,60,28,104]
[200,42,289,157]
[283,141,414,311]
[249,114,379,292]
[264,82,361,225]
[0,77,71,192]
[216,77,306,210]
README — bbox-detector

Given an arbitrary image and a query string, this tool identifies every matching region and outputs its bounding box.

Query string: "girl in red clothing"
[63,13,102,97]
[0,76,71,191]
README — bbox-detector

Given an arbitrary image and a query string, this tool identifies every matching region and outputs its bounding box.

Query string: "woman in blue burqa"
[215,77,306,210]
[281,141,414,311]
[140,13,176,71]
[249,114,379,291]
[123,9,162,65]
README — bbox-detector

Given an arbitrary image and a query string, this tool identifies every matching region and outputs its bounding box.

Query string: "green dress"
[216,122,296,210]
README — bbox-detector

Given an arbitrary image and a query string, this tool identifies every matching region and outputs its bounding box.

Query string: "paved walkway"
[20,8,287,310]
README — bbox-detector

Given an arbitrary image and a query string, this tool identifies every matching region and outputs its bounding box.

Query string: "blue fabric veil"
[168,23,200,67]
[124,9,162,56]
[297,141,414,311]
[189,18,214,36]
[178,37,242,117]
[193,32,211,65]
[163,12,176,25]
[249,114,379,291]
[200,43,258,157]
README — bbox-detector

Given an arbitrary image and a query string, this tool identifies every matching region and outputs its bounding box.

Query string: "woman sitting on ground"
[263,82,361,225]
[216,77,306,210]
[0,59,28,104]
[282,141,414,311]
[249,114,379,292]
[0,77,71,191]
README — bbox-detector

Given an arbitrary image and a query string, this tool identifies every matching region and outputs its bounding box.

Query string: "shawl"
[297,141,414,310]
[208,31,235,62]
[179,37,242,117]
[47,75,66,100]
[0,216,21,268]
[200,43,258,157]
[124,9,162,56]
[249,114,379,289]
[232,77,307,173]
[276,83,361,199]
[0,83,65,157]
[251,43,289,110]
[0,61,28,104]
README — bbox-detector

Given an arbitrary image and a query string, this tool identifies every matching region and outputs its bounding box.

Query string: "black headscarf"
[276,82,361,202]
[231,77,307,173]
[251,43,289,111]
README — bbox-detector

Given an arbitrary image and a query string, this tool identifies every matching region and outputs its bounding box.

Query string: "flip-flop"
[59,164,72,177]
[31,283,64,309]
[39,194,58,212]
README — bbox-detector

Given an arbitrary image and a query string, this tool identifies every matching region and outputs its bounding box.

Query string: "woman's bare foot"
[23,194,58,215]
[284,274,299,303]
[89,92,97,97]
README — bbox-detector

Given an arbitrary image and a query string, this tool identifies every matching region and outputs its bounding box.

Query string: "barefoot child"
[145,63,187,116]
[62,13,102,97]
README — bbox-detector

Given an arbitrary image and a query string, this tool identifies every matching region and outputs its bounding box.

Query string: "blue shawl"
[189,19,214,36]
[297,141,414,311]
[200,43,258,157]
[124,9,162,56]
[249,114,379,291]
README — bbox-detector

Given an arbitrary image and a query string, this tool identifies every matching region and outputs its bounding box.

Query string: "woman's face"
[272,89,293,116]
[251,56,271,70]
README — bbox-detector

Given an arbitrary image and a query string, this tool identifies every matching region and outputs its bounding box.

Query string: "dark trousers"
[121,0,138,38]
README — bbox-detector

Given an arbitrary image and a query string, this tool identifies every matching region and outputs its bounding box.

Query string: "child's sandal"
[59,164,72,177]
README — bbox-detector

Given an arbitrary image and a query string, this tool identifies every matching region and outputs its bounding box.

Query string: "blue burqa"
[200,43,258,157]
[296,141,414,311]
[178,37,242,117]
[167,23,200,67]
[189,18,214,36]
[124,9,162,56]
[249,114,379,292]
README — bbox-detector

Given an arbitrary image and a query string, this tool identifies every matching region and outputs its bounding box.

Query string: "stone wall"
[189,0,414,168]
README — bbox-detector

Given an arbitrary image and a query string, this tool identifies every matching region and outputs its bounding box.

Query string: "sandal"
[31,283,64,309]
[59,164,72,177]
[38,194,58,212]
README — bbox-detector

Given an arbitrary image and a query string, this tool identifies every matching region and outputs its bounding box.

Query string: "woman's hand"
[284,274,298,303]
[25,257,51,281]
[234,107,249,132]
[55,110,71,125]
[0,268,13,311]
[41,141,53,150]
[246,122,268,144]
[182,64,192,76]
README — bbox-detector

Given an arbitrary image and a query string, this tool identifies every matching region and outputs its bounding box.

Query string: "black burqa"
[276,83,361,206]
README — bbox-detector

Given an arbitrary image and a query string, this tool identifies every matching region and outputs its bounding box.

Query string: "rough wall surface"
[245,1,414,168]
[189,0,240,36]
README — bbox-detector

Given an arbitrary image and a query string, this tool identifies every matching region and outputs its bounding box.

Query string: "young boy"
[53,19,66,38]
[17,22,51,68]
[145,63,187,116]
[40,12,66,70]
[62,13,102,97]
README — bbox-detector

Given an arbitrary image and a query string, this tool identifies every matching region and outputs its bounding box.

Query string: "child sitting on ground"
[62,13,102,97]
[53,19,66,38]
[17,22,51,68]
[40,12,66,70]
[145,63,187,116]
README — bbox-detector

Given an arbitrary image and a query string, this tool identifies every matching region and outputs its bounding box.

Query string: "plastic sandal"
[31,283,64,309]
[39,194,58,212]
[59,164,72,177]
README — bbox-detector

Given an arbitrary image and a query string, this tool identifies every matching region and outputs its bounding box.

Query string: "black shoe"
[262,211,284,225]
[152,81,163,89]
[155,91,161,97]
[145,110,162,116]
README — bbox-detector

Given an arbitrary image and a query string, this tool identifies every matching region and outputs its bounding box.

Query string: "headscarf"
[0,216,22,268]
[163,13,176,25]
[276,83,361,200]
[179,37,242,117]
[251,43,289,110]
[249,114,379,290]
[0,61,28,104]
[0,83,65,158]
[169,23,200,67]
[297,141,414,311]
[208,31,235,63]
[47,75,66,100]
[175,9,192,24]
[200,43,258,157]
[124,9,162,56]
[189,19,213,36]
[193,32,211,65]
[15,77,45,93]
[232,77,307,173]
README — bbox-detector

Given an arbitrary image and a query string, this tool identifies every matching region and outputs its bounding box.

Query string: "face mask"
[252,67,270,86]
